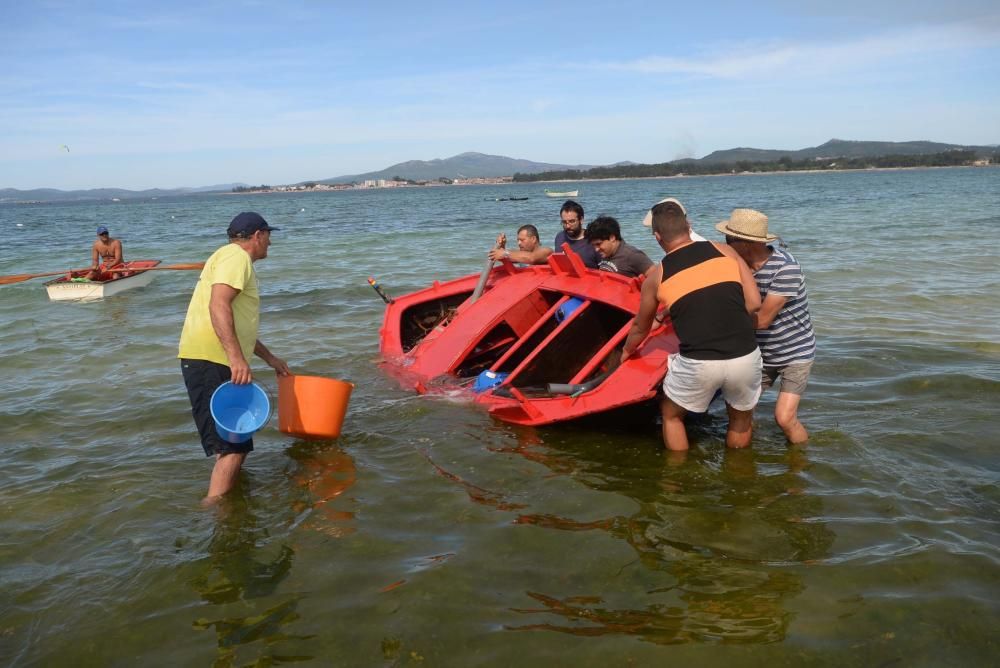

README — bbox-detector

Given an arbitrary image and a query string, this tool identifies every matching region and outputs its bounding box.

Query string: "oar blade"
[0,271,62,285]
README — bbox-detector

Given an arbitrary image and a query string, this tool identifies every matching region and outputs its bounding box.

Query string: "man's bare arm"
[754,293,787,330]
[209,283,251,384]
[254,340,291,376]
[488,246,553,265]
[622,265,661,359]
[714,242,761,314]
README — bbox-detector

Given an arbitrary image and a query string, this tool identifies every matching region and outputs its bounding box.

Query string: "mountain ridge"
[3,140,994,203]
[313,151,601,184]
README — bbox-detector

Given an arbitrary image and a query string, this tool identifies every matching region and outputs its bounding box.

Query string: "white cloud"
[601,21,1000,79]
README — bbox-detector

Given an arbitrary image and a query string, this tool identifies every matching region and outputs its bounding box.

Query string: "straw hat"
[642,197,686,227]
[715,208,778,242]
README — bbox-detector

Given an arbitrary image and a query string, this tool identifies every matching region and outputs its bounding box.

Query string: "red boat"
[378,247,679,426]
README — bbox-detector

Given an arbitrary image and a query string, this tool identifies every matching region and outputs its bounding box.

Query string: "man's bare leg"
[661,397,690,451]
[206,453,247,501]
[774,391,807,443]
[725,403,754,449]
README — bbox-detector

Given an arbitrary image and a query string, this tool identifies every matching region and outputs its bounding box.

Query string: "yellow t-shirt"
[178,243,259,366]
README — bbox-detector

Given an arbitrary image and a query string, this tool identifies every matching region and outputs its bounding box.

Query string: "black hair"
[584,216,621,242]
[560,200,584,219]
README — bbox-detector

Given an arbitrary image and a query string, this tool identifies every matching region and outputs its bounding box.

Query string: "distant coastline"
[3,140,996,204]
[512,150,996,184]
[219,163,998,196]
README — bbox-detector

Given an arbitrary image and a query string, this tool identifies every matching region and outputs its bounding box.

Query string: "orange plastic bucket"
[278,374,354,440]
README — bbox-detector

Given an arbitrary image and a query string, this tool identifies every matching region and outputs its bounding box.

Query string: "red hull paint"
[378,250,678,426]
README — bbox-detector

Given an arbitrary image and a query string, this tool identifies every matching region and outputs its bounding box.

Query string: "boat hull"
[544,190,579,198]
[44,260,162,301]
[378,249,677,426]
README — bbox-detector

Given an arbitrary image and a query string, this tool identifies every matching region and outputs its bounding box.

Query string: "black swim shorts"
[180,359,254,457]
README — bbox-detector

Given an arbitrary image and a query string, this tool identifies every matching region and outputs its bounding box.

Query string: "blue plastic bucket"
[210,381,272,443]
[473,370,508,393]
[555,297,585,322]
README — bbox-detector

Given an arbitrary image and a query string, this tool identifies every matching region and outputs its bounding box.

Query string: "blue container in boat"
[556,297,584,322]
[473,370,508,393]
[210,381,272,443]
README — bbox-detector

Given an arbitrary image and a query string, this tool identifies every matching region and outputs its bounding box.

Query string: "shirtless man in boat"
[488,224,552,265]
[86,226,124,280]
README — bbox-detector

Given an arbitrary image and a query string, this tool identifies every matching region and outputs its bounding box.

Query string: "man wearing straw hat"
[623,199,762,451]
[178,212,291,503]
[717,209,816,443]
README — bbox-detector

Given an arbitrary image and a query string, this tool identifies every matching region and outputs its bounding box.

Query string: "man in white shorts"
[623,199,762,450]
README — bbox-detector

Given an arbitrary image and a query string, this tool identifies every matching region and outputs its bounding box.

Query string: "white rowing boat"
[544,189,579,198]
[44,260,162,301]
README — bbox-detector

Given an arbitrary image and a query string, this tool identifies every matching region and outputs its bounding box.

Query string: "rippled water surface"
[1,169,998,666]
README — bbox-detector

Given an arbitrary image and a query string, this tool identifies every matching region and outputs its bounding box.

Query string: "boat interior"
[401,287,634,394]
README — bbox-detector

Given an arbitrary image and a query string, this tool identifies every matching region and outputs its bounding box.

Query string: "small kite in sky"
[60,144,70,152]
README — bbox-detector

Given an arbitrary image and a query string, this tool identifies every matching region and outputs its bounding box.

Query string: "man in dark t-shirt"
[553,200,600,268]
[584,215,653,278]
[622,200,762,452]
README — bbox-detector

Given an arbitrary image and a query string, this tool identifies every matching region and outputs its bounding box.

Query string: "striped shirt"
[754,247,816,366]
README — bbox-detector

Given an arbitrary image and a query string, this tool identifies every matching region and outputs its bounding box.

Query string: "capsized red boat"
[377,246,679,426]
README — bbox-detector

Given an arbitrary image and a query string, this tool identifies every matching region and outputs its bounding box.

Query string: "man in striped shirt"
[717,209,816,443]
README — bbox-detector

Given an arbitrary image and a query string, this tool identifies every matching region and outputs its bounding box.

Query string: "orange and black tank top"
[658,241,757,360]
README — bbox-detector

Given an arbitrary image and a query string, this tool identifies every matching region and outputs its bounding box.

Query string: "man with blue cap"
[86,225,124,280]
[178,212,291,502]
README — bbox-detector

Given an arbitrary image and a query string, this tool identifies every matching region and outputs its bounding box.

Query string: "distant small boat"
[544,189,579,198]
[44,260,161,301]
[489,197,530,202]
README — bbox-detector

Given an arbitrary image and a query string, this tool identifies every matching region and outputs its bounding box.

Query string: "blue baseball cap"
[96,226,109,235]
[227,212,280,237]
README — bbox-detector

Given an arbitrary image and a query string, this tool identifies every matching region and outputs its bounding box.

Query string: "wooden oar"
[469,237,503,304]
[0,262,204,286]
[106,262,204,273]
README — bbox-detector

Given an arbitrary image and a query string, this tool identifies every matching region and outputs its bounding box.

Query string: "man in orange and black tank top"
[622,200,762,451]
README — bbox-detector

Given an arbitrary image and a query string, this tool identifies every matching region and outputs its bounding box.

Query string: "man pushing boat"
[622,199,762,451]
[487,224,552,265]
[178,212,291,503]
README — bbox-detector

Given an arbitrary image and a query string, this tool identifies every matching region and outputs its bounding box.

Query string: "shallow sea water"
[1,168,998,666]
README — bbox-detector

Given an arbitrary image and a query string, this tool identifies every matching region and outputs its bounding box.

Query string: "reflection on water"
[188,444,358,665]
[286,441,358,538]
[483,429,834,644]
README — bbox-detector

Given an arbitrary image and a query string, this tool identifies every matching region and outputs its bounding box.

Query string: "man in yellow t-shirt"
[179,212,291,502]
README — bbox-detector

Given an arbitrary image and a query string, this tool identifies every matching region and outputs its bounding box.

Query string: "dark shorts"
[181,359,254,457]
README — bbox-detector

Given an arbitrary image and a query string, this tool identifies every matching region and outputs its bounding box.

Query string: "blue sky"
[1,0,997,190]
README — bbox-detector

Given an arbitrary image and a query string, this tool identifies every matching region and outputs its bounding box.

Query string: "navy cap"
[227,212,280,237]
[96,226,109,235]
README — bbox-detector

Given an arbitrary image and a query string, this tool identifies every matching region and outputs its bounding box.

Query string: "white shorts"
[663,348,762,413]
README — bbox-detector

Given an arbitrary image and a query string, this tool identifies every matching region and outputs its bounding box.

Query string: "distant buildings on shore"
[232,176,513,194]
